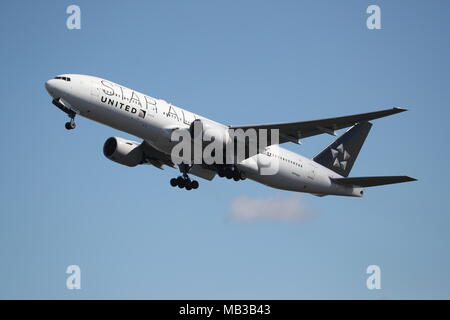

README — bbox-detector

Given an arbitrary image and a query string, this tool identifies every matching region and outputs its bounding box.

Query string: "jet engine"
[103,137,145,167]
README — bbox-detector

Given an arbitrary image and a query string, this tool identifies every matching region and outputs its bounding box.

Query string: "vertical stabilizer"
[312,122,372,177]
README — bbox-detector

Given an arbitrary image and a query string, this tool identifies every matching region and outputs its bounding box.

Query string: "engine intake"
[103,137,144,167]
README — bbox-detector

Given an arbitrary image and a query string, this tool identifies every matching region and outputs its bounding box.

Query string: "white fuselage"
[45,74,363,197]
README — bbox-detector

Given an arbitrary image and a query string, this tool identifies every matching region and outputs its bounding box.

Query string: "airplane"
[44,74,416,197]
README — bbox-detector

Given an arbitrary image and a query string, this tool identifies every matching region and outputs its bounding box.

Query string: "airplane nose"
[45,79,52,92]
[45,79,56,96]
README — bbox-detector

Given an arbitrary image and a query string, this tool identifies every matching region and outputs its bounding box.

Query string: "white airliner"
[45,74,415,196]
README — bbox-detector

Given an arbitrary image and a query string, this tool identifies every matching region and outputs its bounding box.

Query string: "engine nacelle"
[189,118,231,146]
[103,137,144,167]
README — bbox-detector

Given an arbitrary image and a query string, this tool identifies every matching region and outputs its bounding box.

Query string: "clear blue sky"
[0,0,449,299]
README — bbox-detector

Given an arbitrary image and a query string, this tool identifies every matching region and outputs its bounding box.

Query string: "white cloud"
[228,194,314,222]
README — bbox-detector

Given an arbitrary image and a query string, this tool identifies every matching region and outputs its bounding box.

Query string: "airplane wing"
[229,107,407,144]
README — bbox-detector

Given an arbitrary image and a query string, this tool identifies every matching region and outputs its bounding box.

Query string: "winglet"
[393,107,408,113]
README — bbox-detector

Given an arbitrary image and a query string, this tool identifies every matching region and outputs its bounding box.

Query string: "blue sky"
[0,0,449,299]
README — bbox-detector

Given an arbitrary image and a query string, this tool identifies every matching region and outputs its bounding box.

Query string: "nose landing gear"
[51,99,77,130]
[65,116,76,130]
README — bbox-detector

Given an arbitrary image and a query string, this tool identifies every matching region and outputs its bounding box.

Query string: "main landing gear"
[170,164,199,191]
[170,176,199,190]
[51,99,77,130]
[217,166,246,181]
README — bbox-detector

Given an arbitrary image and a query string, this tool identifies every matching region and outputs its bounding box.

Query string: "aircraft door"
[90,80,100,103]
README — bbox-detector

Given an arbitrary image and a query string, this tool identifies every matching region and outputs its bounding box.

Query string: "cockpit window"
[54,76,71,82]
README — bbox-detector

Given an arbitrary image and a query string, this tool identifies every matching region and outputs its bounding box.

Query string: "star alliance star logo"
[331,144,351,170]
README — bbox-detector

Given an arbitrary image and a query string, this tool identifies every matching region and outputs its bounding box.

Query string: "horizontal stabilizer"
[331,176,417,187]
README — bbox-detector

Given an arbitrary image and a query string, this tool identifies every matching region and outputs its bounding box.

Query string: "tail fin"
[313,121,372,177]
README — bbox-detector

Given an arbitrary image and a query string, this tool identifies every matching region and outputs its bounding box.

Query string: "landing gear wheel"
[177,177,185,188]
[218,168,225,177]
[65,121,76,130]
[170,176,198,190]
[233,170,241,181]
[225,168,233,179]
[170,178,178,187]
